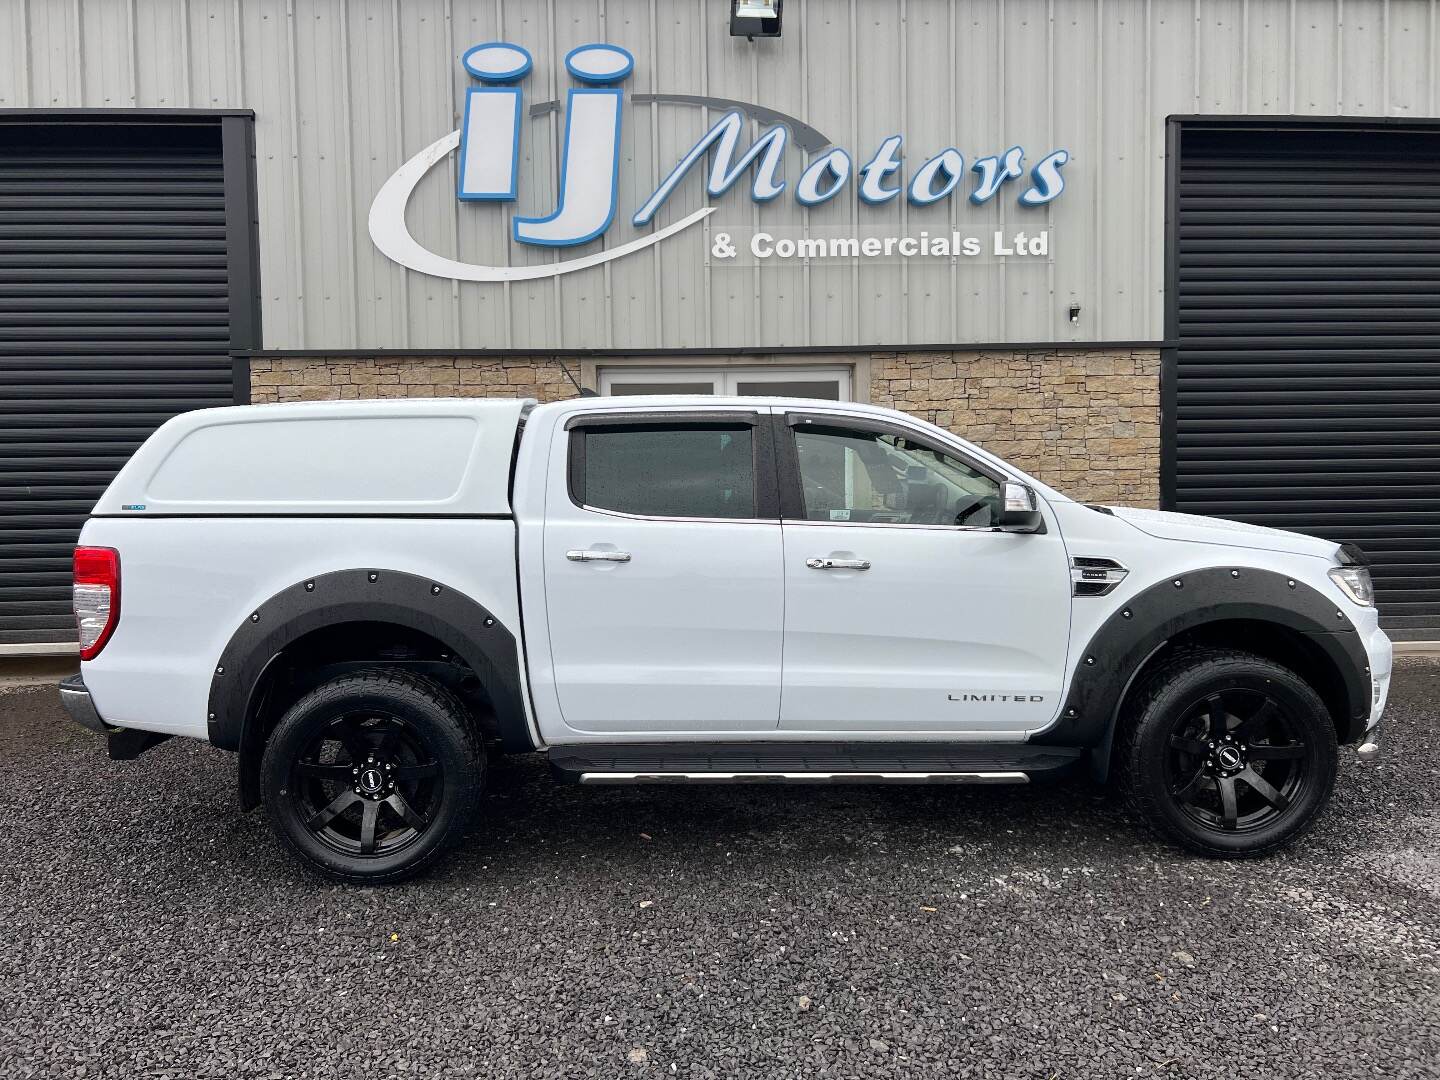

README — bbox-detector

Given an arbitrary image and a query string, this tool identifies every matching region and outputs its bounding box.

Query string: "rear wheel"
[1117,648,1337,857]
[261,668,484,884]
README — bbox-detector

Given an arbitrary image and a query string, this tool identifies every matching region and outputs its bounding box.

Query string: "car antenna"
[555,357,598,397]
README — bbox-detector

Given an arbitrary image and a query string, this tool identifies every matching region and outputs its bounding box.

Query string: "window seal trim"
[578,504,776,526]
[773,411,1007,523]
[563,410,760,430]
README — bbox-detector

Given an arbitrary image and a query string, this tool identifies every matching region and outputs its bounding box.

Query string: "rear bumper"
[58,673,111,734]
[58,673,172,759]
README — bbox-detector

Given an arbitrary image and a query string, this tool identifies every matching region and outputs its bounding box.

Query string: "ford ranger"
[58,396,1391,882]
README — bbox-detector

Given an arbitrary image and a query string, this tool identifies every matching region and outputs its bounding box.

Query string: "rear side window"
[574,423,757,519]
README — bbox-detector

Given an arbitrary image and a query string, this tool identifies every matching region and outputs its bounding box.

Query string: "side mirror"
[997,481,1045,533]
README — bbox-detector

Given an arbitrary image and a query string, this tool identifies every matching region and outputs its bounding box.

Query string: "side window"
[791,424,1001,527]
[574,423,757,519]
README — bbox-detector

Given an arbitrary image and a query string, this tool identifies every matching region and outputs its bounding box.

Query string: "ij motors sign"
[369,42,1068,282]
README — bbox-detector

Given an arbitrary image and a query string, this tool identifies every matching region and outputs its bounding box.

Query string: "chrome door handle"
[806,557,871,570]
[566,549,632,563]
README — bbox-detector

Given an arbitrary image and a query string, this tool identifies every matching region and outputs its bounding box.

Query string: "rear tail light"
[74,546,120,660]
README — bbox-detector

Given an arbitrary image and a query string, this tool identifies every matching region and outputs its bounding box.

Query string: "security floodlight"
[731,0,782,38]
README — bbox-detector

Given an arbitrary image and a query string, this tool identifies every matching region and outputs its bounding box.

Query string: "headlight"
[1328,565,1374,607]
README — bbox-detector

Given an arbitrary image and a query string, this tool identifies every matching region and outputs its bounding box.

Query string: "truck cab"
[60,396,1392,882]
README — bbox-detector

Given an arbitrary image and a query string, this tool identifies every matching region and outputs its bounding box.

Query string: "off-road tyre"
[261,667,485,884]
[1115,648,1337,857]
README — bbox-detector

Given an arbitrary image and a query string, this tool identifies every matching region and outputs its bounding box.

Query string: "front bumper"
[1357,623,1392,754]
[58,673,111,734]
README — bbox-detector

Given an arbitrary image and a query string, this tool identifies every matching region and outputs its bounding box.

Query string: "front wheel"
[261,668,485,884]
[1117,648,1337,857]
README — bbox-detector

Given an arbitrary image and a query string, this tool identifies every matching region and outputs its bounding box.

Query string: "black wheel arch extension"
[1032,565,1372,754]
[207,568,534,770]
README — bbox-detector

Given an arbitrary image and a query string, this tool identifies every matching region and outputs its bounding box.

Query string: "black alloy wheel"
[292,711,442,859]
[261,669,484,883]
[1164,688,1310,834]
[1117,648,1338,857]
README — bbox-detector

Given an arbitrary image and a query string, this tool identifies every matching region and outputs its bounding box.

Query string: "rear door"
[542,408,784,734]
[774,411,1072,734]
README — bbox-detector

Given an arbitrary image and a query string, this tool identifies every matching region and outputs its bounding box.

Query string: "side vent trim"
[1071,556,1129,597]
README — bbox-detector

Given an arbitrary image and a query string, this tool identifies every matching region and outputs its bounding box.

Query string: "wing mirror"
[997,481,1045,533]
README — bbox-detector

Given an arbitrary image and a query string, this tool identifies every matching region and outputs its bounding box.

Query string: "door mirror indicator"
[997,482,1045,534]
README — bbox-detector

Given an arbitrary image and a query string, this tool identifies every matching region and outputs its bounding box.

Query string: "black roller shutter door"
[1169,123,1440,640]
[0,116,256,649]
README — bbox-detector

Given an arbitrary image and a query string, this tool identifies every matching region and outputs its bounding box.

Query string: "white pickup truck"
[59,396,1390,882]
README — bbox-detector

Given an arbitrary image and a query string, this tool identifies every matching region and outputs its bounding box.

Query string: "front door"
[775,412,1072,734]
[543,409,784,734]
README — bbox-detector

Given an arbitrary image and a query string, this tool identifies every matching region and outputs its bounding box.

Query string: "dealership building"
[2,0,1438,650]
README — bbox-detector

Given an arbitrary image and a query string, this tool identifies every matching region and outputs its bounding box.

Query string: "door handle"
[806,557,871,570]
[566,549,632,563]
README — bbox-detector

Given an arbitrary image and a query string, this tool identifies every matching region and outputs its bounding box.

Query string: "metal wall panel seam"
[899,0,909,345]
[340,0,359,349]
[444,0,460,344]
[546,0,561,350]
[997,0,1007,342]
[19,0,32,106]
[800,0,812,347]
[496,0,513,349]
[1241,0,1250,107]
[949,0,958,342]
[72,0,83,104]
[849,0,859,347]
[701,0,712,349]
[600,0,614,351]
[1048,0,1058,343]
[1143,0,1153,343]
[180,0,192,106]
[284,0,306,347]
[648,0,661,351]
[1289,0,1297,111]
[390,0,411,349]
[232,0,245,108]
[1192,0,1200,110]
[126,0,138,105]
[751,20,761,348]
[1095,0,1105,339]
[1337,0,1344,112]
[1379,0,1386,113]
[1432,0,1438,116]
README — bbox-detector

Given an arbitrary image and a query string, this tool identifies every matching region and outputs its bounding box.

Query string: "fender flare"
[1030,566,1371,749]
[207,568,533,755]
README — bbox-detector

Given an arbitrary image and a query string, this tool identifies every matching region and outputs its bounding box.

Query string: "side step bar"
[576,771,1029,785]
[549,742,1084,786]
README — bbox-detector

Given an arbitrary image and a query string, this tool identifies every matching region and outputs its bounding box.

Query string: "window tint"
[792,425,1001,526]
[579,424,756,519]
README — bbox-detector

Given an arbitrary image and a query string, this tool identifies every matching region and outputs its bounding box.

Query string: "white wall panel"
[8,0,1440,350]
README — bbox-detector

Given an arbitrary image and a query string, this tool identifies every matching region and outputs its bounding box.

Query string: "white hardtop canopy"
[92,398,536,517]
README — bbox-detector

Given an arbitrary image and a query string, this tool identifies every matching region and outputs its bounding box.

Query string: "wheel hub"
[1214,743,1244,772]
[357,766,386,796]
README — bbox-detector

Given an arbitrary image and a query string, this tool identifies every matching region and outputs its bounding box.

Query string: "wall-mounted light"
[731,0,783,39]
[1068,302,1081,325]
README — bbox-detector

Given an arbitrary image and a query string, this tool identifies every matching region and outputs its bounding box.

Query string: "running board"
[548,742,1084,786]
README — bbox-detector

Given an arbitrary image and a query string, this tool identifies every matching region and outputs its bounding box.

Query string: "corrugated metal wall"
[1171,121,1440,637]
[3,0,1438,352]
[0,118,237,647]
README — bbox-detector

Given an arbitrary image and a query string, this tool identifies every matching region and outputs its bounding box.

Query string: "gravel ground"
[1,663,1437,1080]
